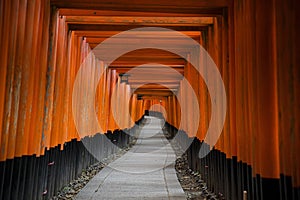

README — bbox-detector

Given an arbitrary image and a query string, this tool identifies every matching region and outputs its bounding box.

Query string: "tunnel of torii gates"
[0,0,299,199]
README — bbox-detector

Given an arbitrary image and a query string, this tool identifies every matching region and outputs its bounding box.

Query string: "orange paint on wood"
[28,0,44,155]
[41,7,59,152]
[255,0,280,179]
[50,15,68,148]
[6,0,20,159]
[36,0,50,156]
[97,61,106,133]
[0,1,11,161]
[1,0,17,160]
[130,94,137,124]
[16,0,37,156]
[107,69,116,131]
[66,31,78,141]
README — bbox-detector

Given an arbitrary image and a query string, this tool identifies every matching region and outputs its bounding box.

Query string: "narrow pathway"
[75,116,186,199]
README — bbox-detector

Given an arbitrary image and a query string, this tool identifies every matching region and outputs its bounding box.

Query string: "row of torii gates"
[0,0,299,199]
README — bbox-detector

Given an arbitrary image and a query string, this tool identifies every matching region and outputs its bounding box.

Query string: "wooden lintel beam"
[88,39,198,48]
[109,64,184,67]
[59,9,221,17]
[74,30,201,38]
[131,84,179,89]
[85,37,200,45]
[99,49,185,59]
[133,90,175,96]
[66,16,214,26]
[105,58,186,66]
[139,96,169,100]
[68,24,208,32]
[111,68,184,74]
[51,0,228,14]
[129,80,180,83]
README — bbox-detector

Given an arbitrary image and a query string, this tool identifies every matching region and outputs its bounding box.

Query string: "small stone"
[65,194,73,198]
[74,184,81,190]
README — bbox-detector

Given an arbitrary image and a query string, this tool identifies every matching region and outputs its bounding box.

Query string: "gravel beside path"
[50,141,136,200]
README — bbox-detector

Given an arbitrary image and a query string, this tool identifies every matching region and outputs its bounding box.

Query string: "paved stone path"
[75,116,186,200]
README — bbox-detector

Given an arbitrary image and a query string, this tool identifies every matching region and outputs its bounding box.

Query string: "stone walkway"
[75,116,186,200]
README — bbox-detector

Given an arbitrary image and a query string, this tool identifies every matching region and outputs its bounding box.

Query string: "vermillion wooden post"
[123,83,128,129]
[119,82,125,129]
[5,0,20,160]
[125,84,131,128]
[107,70,116,131]
[228,3,238,199]
[0,0,11,161]
[185,54,193,137]
[36,0,50,155]
[41,8,59,151]
[275,0,299,197]
[233,1,252,198]
[220,11,230,161]
[295,17,300,191]
[97,61,106,133]
[171,96,175,126]
[67,32,79,141]
[227,0,236,165]
[178,81,184,131]
[29,0,47,155]
[101,67,109,132]
[190,52,200,139]
[174,95,180,129]
[166,96,171,125]
[198,43,208,141]
[130,94,137,125]
[19,0,37,156]
[51,14,65,147]
[255,1,280,198]
[161,98,167,119]
[220,12,231,198]
[115,78,121,130]
[136,99,143,121]
[61,19,72,147]
[88,53,97,137]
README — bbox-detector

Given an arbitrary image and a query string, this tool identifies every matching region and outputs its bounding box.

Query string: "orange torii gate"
[0,0,299,199]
